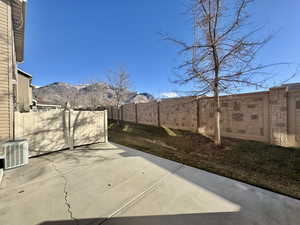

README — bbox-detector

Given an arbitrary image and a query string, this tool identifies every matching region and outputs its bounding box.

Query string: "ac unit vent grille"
[2,140,29,170]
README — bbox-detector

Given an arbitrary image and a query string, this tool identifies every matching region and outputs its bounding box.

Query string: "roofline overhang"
[12,0,27,63]
[17,68,32,78]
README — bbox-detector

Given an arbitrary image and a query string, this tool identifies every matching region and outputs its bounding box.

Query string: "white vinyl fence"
[15,110,107,157]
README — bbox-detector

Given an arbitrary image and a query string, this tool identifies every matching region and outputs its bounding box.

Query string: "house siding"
[0,0,14,141]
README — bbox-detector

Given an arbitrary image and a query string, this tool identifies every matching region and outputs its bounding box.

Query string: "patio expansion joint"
[98,163,185,225]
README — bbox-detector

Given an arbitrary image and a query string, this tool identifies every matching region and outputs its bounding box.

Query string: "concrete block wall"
[122,103,136,123]
[137,101,158,126]
[160,96,198,131]
[269,87,289,146]
[198,98,215,137]
[222,94,267,140]
[107,106,113,119]
[108,106,119,120]
[109,88,300,147]
[112,107,120,120]
[198,92,271,143]
[287,89,300,147]
[203,92,270,143]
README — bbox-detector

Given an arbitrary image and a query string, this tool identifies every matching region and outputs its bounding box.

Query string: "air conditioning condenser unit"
[1,140,29,170]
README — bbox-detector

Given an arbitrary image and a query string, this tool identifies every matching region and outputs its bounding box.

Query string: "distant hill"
[33,82,154,108]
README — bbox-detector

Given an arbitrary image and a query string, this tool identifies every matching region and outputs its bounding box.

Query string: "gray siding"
[0,0,14,141]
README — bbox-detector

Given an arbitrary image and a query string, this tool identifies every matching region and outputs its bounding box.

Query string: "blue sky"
[20,0,300,97]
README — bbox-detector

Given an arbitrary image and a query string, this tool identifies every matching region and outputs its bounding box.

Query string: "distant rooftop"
[18,69,32,78]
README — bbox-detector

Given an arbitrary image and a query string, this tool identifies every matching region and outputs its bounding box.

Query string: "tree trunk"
[214,84,221,146]
[116,106,120,125]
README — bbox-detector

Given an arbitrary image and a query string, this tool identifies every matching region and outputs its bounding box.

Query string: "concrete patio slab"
[0,142,299,225]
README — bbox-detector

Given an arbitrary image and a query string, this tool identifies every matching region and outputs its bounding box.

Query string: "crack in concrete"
[45,157,80,225]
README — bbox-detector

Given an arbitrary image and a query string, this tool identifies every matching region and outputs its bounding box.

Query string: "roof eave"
[17,68,32,78]
[12,0,27,63]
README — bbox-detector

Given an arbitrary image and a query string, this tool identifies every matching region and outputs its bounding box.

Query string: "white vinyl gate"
[14,110,108,157]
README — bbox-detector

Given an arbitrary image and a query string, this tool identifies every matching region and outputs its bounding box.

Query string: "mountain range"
[33,82,154,108]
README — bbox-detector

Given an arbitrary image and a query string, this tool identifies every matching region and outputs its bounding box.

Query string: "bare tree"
[63,80,103,110]
[106,68,130,122]
[163,0,277,146]
[85,80,103,110]
[67,89,79,109]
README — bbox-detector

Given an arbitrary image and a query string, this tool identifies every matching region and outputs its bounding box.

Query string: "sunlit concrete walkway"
[0,142,299,225]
